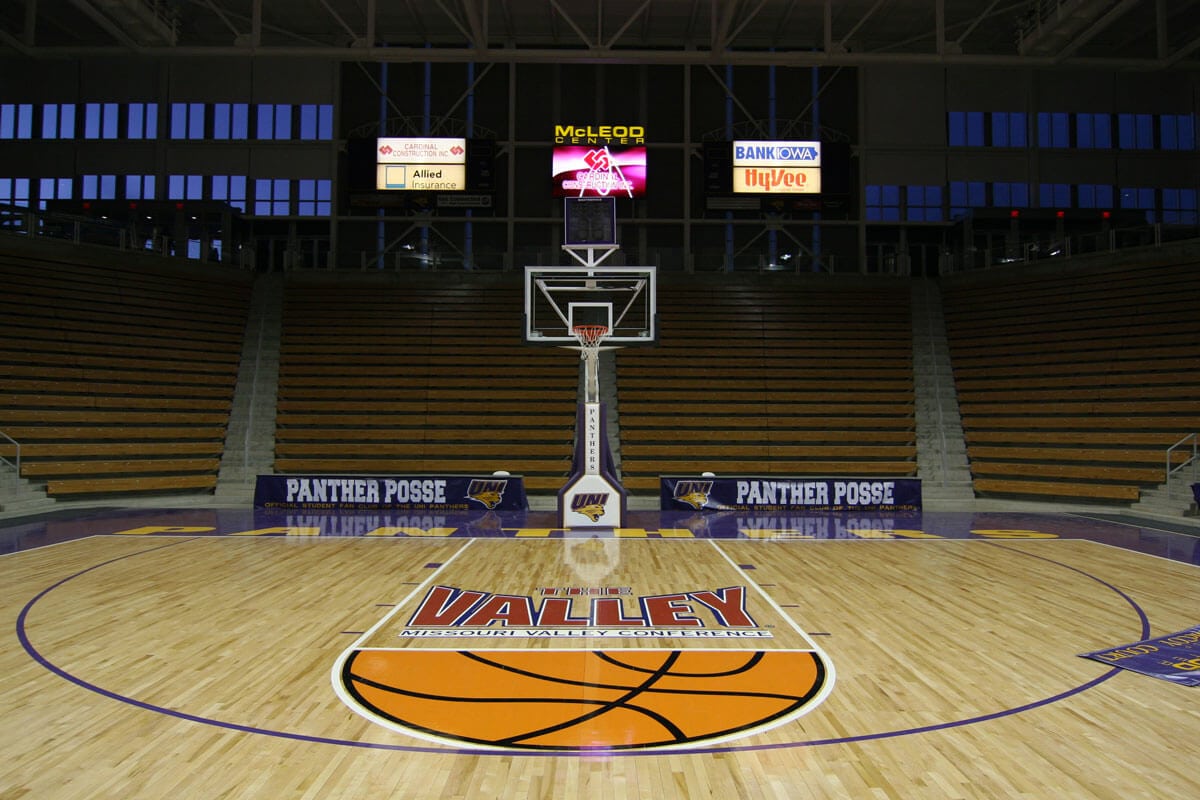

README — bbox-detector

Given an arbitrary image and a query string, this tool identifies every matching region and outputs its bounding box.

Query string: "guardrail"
[0,430,20,477]
[1166,433,1198,499]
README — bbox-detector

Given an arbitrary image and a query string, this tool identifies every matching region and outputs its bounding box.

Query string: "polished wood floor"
[3,522,1199,798]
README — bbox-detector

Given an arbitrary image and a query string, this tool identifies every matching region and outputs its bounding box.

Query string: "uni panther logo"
[571,493,609,523]
[673,480,714,510]
[466,479,507,509]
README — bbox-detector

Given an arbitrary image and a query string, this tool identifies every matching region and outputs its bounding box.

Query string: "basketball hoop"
[572,324,609,349]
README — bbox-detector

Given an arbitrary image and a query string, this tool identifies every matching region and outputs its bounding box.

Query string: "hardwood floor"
[2,522,1198,798]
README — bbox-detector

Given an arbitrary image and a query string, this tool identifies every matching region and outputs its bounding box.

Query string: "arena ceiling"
[2,0,1198,69]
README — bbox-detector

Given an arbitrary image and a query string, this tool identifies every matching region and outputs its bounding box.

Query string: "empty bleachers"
[614,277,917,492]
[941,258,1200,503]
[273,275,578,491]
[0,254,251,498]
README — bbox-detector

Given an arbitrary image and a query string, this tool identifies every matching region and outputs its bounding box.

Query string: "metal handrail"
[0,430,20,477]
[1166,433,1198,499]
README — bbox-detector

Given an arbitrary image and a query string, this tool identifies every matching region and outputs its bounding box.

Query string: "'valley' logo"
[466,479,507,509]
[570,493,609,522]
[403,584,760,632]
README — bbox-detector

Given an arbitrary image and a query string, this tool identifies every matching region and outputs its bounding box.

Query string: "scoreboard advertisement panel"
[732,140,821,194]
[375,137,467,191]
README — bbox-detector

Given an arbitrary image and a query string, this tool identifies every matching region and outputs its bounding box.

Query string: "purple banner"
[254,474,528,512]
[1080,625,1200,686]
[1192,482,1199,505]
[660,476,922,512]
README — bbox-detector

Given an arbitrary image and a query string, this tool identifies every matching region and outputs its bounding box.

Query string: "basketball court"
[3,256,1200,798]
[3,505,1199,798]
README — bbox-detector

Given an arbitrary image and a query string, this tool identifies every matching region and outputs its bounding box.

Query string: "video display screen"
[552,145,647,198]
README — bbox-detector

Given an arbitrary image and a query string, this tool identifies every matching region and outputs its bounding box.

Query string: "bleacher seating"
[0,254,251,498]
[614,277,917,492]
[941,258,1200,503]
[273,275,578,491]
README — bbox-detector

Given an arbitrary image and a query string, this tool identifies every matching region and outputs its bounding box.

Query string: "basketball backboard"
[524,265,657,346]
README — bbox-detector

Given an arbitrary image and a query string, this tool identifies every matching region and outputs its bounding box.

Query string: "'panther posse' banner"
[661,476,922,512]
[254,474,529,512]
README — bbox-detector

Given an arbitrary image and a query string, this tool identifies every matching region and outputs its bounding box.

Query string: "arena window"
[168,174,204,201]
[125,175,156,200]
[1,104,34,139]
[0,177,31,207]
[257,104,293,140]
[990,112,1026,147]
[1038,183,1070,208]
[297,179,331,216]
[865,185,901,221]
[1075,113,1111,148]
[1119,186,1156,222]
[299,105,333,140]
[170,103,206,140]
[41,104,76,139]
[213,103,250,139]
[949,180,985,219]
[947,111,985,146]
[127,103,158,139]
[212,175,247,211]
[80,174,118,200]
[991,182,1029,208]
[37,177,72,209]
[1159,114,1195,150]
[1162,188,1197,224]
[1076,184,1113,208]
[1036,112,1069,148]
[1116,113,1154,149]
[255,178,290,215]
[906,185,942,221]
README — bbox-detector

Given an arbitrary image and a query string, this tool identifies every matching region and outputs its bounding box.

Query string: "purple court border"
[16,538,1142,757]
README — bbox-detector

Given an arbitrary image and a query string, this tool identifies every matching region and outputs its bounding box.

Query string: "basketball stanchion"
[522,263,656,528]
[557,322,627,528]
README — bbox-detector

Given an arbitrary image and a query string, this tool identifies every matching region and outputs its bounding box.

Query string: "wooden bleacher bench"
[4,379,234,399]
[6,363,237,386]
[972,478,1140,502]
[0,410,230,425]
[44,473,220,497]
[966,446,1193,465]
[3,256,248,499]
[1,426,227,440]
[943,258,1200,503]
[964,430,1187,446]
[6,442,224,458]
[624,428,915,443]
[958,385,1199,402]
[21,459,221,478]
[3,394,231,411]
[276,442,571,458]
[962,416,1200,430]
[970,462,1166,483]
[958,400,1199,416]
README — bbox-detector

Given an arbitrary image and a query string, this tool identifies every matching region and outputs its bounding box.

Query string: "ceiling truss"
[3,0,1197,70]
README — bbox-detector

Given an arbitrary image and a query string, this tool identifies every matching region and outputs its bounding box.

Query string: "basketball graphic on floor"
[339,648,827,751]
